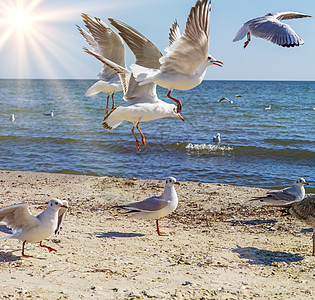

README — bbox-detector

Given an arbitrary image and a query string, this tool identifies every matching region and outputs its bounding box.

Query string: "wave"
[185,143,233,152]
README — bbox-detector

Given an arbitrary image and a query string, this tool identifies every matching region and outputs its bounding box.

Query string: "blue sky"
[0,0,314,80]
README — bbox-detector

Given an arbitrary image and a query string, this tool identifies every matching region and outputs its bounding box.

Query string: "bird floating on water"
[233,11,311,48]
[114,177,180,236]
[44,110,54,117]
[10,114,15,122]
[212,133,221,143]
[0,199,68,257]
[265,105,271,110]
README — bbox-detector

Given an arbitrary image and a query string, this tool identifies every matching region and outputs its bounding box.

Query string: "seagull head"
[207,55,223,67]
[165,177,180,186]
[296,178,309,186]
[170,105,184,121]
[48,199,68,210]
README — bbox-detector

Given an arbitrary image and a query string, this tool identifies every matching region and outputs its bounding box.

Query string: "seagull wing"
[273,11,312,21]
[118,195,169,212]
[160,0,210,76]
[80,14,125,81]
[55,200,68,235]
[247,15,305,47]
[169,20,181,47]
[76,25,98,52]
[83,47,158,104]
[108,18,162,69]
[0,203,38,232]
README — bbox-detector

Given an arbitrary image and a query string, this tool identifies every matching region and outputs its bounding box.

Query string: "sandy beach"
[0,169,314,299]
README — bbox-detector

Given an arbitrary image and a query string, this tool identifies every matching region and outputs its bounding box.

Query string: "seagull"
[235,94,243,98]
[252,194,315,256]
[233,12,311,48]
[77,13,125,114]
[265,105,271,110]
[114,177,180,236]
[0,199,68,257]
[44,110,54,117]
[10,114,15,122]
[130,0,223,113]
[250,178,309,204]
[218,97,233,104]
[84,48,184,151]
[212,133,221,143]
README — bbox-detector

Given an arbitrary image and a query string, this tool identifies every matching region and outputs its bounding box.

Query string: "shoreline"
[0,170,314,299]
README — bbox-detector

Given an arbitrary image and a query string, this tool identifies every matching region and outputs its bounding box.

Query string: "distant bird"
[252,194,315,256]
[10,114,15,122]
[44,110,54,117]
[212,133,221,143]
[312,107,315,111]
[218,97,233,104]
[233,12,311,48]
[114,177,180,236]
[234,94,243,98]
[265,105,271,110]
[77,13,125,114]
[130,0,223,113]
[250,178,309,203]
[0,199,68,257]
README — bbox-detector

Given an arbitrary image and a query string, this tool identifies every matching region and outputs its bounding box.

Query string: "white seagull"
[212,133,221,143]
[84,48,184,151]
[0,199,68,257]
[233,11,311,48]
[218,97,233,104]
[114,177,180,236]
[77,13,125,114]
[130,0,223,113]
[10,114,15,122]
[250,177,309,204]
[251,194,315,256]
[265,105,271,110]
[44,110,54,117]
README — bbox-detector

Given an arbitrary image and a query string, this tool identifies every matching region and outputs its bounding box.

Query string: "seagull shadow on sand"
[95,231,145,238]
[0,251,20,262]
[228,219,278,226]
[232,245,304,265]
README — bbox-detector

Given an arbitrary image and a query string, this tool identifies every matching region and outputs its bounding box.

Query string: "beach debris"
[114,177,179,236]
[0,199,68,257]
[233,12,311,48]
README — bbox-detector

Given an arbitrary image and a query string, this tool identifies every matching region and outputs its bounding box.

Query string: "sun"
[10,11,32,31]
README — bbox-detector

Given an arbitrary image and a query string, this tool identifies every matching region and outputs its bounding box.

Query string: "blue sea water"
[0,79,314,191]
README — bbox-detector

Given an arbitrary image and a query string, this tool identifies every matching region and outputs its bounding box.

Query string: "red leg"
[40,241,57,253]
[312,232,315,256]
[244,32,251,48]
[167,91,182,113]
[131,124,141,151]
[22,241,31,258]
[106,94,110,115]
[156,219,167,236]
[136,122,146,148]
[111,93,115,110]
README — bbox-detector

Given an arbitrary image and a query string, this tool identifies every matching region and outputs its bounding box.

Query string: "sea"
[1,79,314,192]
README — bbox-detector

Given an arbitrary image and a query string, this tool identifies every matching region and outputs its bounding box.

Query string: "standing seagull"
[0,199,68,257]
[114,177,180,236]
[250,178,308,204]
[130,0,223,113]
[77,13,125,114]
[233,12,311,48]
[251,194,315,256]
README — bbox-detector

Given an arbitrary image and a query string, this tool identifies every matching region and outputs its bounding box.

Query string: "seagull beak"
[178,114,185,122]
[61,205,68,209]
[213,60,223,67]
[174,182,180,185]
[304,182,309,185]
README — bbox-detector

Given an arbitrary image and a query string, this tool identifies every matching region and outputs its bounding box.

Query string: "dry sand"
[0,170,314,299]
